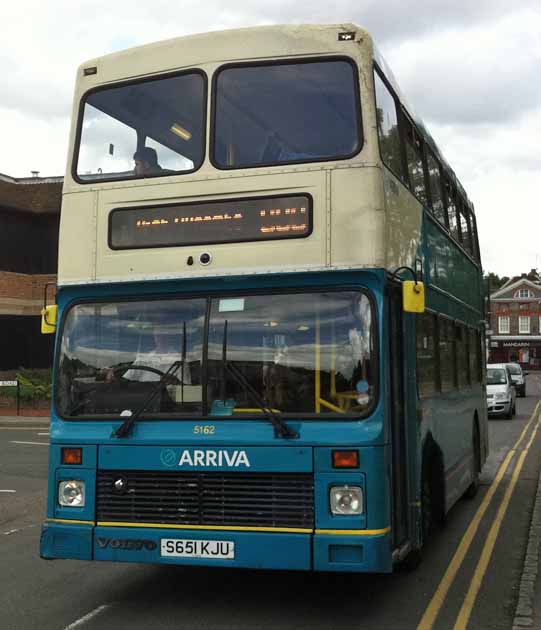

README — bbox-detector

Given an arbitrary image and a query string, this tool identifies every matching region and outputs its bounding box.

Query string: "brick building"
[488,270,541,368]
[0,172,62,370]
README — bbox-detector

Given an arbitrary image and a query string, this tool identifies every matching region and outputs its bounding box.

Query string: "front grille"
[97,470,314,529]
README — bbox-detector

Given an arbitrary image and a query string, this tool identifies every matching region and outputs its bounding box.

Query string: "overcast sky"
[2,1,540,277]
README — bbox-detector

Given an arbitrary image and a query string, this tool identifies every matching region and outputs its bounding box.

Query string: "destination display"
[109,194,312,249]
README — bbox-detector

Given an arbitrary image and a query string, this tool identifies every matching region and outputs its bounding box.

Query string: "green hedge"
[0,369,52,401]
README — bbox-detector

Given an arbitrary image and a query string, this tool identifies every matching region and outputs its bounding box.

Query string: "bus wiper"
[113,360,182,438]
[218,320,296,439]
[223,361,298,439]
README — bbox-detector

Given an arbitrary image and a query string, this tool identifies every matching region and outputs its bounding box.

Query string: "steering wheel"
[114,364,180,384]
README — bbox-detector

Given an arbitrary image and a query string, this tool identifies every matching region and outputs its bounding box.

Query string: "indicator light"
[332,450,359,468]
[62,447,83,465]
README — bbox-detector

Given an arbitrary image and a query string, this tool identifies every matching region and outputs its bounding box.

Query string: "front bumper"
[40,521,392,573]
[487,400,511,416]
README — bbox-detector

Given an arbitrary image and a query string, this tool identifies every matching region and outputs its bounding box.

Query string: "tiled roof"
[0,172,63,215]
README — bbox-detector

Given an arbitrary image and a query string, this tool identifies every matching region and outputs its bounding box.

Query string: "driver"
[104,324,190,384]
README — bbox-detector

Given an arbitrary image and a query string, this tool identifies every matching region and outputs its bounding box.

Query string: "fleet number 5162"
[193,425,216,435]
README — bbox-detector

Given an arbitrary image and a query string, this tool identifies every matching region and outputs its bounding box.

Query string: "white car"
[486,363,516,419]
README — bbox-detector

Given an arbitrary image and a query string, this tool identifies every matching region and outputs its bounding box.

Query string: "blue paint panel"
[40,522,93,560]
[49,414,385,448]
[315,472,366,530]
[94,526,311,570]
[313,532,392,573]
[98,445,312,472]
[54,467,96,522]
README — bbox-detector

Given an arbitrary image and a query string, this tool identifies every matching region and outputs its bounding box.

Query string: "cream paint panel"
[94,172,327,283]
[330,167,385,268]
[62,24,376,193]
[77,24,371,93]
[383,169,423,271]
[58,191,97,284]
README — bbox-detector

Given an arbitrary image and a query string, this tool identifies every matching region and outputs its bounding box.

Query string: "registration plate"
[161,538,235,559]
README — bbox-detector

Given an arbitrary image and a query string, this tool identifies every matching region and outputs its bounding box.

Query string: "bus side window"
[427,151,447,228]
[439,317,456,392]
[416,312,438,397]
[404,118,427,205]
[458,201,473,256]
[374,69,405,182]
[456,324,469,389]
[445,180,460,243]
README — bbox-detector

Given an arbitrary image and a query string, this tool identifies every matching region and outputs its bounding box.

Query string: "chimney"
[31,170,39,178]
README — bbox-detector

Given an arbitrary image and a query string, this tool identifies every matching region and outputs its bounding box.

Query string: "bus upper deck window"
[213,59,362,169]
[75,72,206,183]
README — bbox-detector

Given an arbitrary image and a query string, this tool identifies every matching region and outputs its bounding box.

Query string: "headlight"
[58,480,86,507]
[495,393,508,401]
[330,485,363,515]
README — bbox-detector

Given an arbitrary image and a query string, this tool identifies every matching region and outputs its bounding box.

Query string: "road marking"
[0,427,49,430]
[2,524,37,536]
[0,489,16,493]
[37,432,50,436]
[63,604,111,630]
[417,400,541,630]
[10,440,49,446]
[453,412,541,629]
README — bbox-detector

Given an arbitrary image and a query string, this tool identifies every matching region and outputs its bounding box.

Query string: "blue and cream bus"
[40,23,487,572]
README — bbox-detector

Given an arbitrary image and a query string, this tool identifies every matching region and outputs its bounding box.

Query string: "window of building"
[416,312,438,396]
[439,317,456,392]
[374,70,404,181]
[519,316,530,334]
[499,316,510,334]
[515,289,534,298]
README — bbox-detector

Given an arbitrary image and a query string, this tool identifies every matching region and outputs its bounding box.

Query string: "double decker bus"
[40,23,487,573]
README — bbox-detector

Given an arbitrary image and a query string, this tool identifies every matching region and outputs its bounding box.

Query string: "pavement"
[0,415,50,428]
[514,462,541,630]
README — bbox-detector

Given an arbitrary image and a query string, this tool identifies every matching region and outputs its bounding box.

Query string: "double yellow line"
[418,400,541,630]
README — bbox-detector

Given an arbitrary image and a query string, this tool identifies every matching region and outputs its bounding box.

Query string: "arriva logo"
[178,449,251,468]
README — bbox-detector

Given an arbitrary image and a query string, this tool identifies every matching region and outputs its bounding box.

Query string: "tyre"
[396,547,422,572]
[505,404,512,420]
[464,425,480,499]
[512,402,516,416]
[421,445,445,542]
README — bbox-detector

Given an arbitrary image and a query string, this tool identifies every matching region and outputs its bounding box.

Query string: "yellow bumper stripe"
[47,520,391,537]
[97,521,312,534]
[315,527,390,536]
